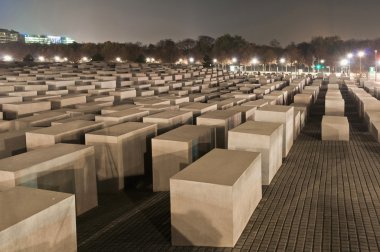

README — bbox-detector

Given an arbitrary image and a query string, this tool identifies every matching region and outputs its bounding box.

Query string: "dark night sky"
[0,0,379,45]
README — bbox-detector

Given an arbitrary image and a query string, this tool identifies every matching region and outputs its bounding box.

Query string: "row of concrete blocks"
[321,82,349,142]
[168,83,318,247]
[347,81,380,142]
[0,80,315,250]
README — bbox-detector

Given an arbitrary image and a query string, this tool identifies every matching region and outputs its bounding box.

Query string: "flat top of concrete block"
[28,120,103,135]
[230,121,283,135]
[154,125,212,141]
[322,116,349,124]
[289,103,308,109]
[181,102,217,110]
[295,93,313,97]
[16,111,67,122]
[143,110,191,119]
[0,143,93,172]
[171,148,260,186]
[258,105,293,113]
[227,105,257,113]
[0,186,73,231]
[99,108,148,118]
[241,100,268,107]
[102,104,141,112]
[87,122,156,137]
[197,110,240,120]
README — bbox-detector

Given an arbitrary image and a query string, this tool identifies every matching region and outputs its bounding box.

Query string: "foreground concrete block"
[86,122,157,192]
[0,144,97,215]
[322,116,349,141]
[255,105,294,157]
[197,110,242,148]
[0,187,76,252]
[152,125,216,191]
[170,149,262,247]
[25,120,103,150]
[228,121,283,185]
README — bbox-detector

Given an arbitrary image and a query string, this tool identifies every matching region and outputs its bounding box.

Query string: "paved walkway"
[77,83,380,251]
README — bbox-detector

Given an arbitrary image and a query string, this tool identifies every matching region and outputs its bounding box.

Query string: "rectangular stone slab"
[325,98,345,116]
[0,144,97,215]
[14,111,70,129]
[25,120,104,150]
[196,110,242,148]
[2,101,51,119]
[86,122,157,192]
[228,121,283,185]
[170,148,262,247]
[152,125,216,191]
[0,187,77,252]
[96,109,149,128]
[0,127,40,159]
[180,102,217,117]
[322,116,349,141]
[50,94,87,109]
[227,105,256,122]
[255,105,294,157]
[143,110,193,134]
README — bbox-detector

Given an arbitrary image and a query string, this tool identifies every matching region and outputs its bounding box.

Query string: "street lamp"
[38,56,45,62]
[116,57,122,62]
[347,53,353,76]
[340,59,348,74]
[54,56,61,62]
[251,58,258,71]
[358,51,365,76]
[189,57,194,64]
[3,55,13,62]
[232,57,237,64]
[279,58,286,72]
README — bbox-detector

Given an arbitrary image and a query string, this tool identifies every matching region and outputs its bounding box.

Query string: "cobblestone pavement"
[77,84,380,251]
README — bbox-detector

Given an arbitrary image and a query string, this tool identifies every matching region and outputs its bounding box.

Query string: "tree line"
[1,34,379,71]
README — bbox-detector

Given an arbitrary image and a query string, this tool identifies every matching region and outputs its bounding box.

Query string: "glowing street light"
[189,57,194,64]
[279,58,286,72]
[251,58,258,71]
[38,56,45,62]
[3,55,13,62]
[116,57,122,62]
[232,57,237,64]
[320,59,325,64]
[146,57,151,63]
[340,59,348,66]
[347,53,353,59]
[63,57,68,62]
[54,56,61,62]
[213,58,217,63]
[151,58,155,62]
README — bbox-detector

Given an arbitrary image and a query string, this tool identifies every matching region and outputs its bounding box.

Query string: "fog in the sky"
[0,0,378,45]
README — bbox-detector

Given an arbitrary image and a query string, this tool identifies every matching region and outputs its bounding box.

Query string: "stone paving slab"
[77,83,380,251]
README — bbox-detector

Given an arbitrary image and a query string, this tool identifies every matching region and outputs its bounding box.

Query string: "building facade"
[23,34,75,45]
[0,29,21,43]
